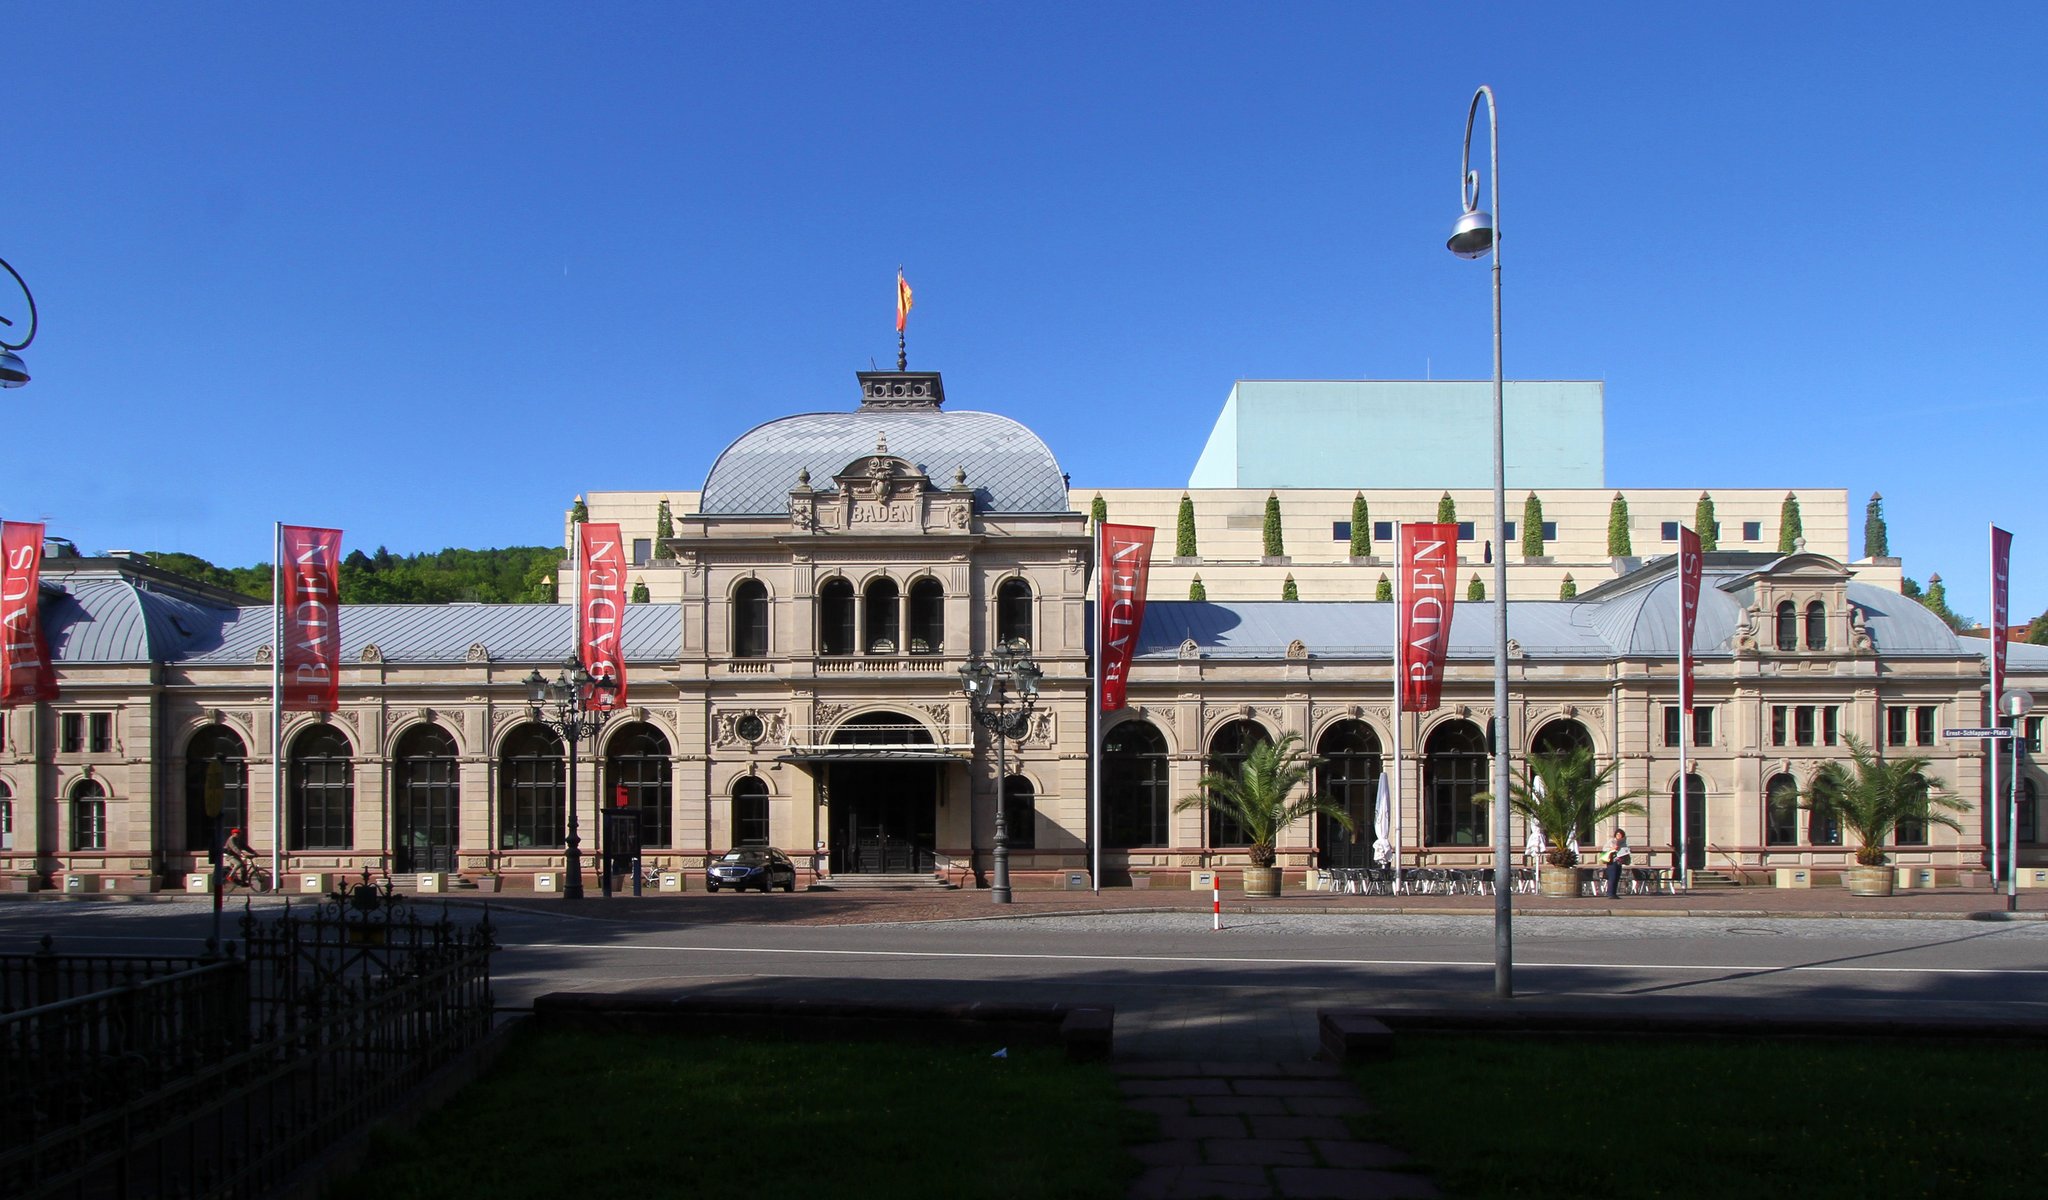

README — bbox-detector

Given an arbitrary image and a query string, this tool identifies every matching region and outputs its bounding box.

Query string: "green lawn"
[1349,1034,2048,1199]
[335,1027,1150,1200]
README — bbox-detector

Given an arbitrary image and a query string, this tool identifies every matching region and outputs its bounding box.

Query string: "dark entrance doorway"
[828,760,939,874]
[1671,774,1707,870]
[394,725,459,873]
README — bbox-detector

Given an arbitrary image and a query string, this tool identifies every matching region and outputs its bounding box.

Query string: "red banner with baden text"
[578,522,629,710]
[1399,523,1458,712]
[1097,523,1155,713]
[1,522,57,707]
[280,525,343,713]
[1991,525,2012,689]
[1678,526,1702,713]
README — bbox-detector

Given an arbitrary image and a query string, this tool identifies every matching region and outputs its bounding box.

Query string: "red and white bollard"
[1212,879,1221,931]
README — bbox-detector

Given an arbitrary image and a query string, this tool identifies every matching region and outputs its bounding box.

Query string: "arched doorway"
[1316,721,1381,868]
[1528,719,1596,842]
[393,724,459,873]
[1103,720,1169,849]
[1206,720,1271,848]
[826,712,938,874]
[184,725,248,853]
[1671,774,1707,870]
[1425,720,1489,846]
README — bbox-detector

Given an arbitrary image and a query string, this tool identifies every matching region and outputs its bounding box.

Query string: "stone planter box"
[1846,865,1895,896]
[1538,865,1586,898]
[1241,866,1281,897]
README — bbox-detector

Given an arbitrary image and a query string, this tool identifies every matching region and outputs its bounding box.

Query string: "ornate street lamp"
[0,255,38,388]
[524,656,616,900]
[1449,84,1514,998]
[957,643,1042,904]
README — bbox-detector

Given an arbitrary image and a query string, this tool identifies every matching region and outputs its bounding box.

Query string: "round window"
[735,714,765,743]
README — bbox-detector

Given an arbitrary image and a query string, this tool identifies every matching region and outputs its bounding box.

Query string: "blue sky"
[4,3,2042,622]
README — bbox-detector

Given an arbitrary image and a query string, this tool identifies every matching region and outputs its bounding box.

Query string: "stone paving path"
[1117,1061,1437,1199]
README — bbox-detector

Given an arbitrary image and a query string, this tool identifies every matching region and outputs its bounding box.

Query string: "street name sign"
[1942,727,2013,739]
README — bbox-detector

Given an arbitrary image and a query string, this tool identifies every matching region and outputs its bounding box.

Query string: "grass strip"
[334,1026,1149,1200]
[1349,1034,2046,1199]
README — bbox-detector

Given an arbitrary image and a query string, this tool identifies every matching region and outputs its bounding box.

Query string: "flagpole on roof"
[1391,530,1404,892]
[270,520,283,890]
[895,268,913,371]
[1089,519,1103,893]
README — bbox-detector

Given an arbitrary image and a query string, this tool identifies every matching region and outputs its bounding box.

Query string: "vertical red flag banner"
[578,522,629,710]
[1678,527,1702,713]
[1097,523,1155,712]
[280,526,344,713]
[1,521,57,706]
[1991,526,2012,686]
[1399,523,1458,711]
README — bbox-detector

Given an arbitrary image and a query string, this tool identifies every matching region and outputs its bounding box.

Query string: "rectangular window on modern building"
[1332,521,1351,542]
[88,713,113,753]
[1693,707,1714,747]
[1663,706,1682,747]
[1823,706,1839,746]
[1743,521,1762,542]
[1542,521,1557,540]
[1915,706,1937,746]
[1771,706,1788,747]
[1661,521,1679,541]
[632,539,651,566]
[1502,521,1516,542]
[1456,521,1475,541]
[1886,706,1909,746]
[1373,521,1393,542]
[1794,706,1816,747]
[61,713,84,754]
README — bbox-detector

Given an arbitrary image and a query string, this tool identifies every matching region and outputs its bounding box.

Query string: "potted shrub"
[1485,747,1648,898]
[1174,733,1353,897]
[1802,736,1966,897]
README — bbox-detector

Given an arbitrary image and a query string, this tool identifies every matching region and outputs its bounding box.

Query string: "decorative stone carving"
[1026,711,1054,745]
[949,500,970,529]
[1178,638,1201,659]
[814,702,850,727]
[1734,605,1761,654]
[1849,606,1874,653]
[254,644,273,664]
[1285,639,1308,660]
[1506,639,1524,660]
[916,702,951,729]
[360,643,383,664]
[466,643,490,663]
[333,709,361,734]
[1561,704,1577,718]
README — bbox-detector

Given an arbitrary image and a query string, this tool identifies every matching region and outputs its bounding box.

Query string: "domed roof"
[698,372,1069,516]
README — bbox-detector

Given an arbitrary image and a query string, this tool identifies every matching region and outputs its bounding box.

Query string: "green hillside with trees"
[144,546,562,605]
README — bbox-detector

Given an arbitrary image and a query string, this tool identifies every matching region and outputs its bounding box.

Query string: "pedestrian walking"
[1603,828,1632,899]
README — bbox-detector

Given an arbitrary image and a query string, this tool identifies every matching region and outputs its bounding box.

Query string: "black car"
[706,846,797,893]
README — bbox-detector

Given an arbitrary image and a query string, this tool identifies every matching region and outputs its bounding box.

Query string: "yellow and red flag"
[896,270,914,333]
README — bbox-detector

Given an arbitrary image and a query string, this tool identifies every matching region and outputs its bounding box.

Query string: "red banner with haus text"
[1,522,57,707]
[280,525,343,713]
[1678,526,1702,713]
[578,522,628,710]
[1097,523,1155,712]
[1399,523,1458,712]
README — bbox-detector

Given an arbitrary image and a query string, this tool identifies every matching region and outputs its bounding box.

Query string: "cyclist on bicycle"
[223,826,257,883]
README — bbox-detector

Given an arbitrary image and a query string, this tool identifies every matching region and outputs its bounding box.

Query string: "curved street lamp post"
[525,657,616,900]
[0,255,38,388]
[958,644,1042,904]
[1449,84,1514,999]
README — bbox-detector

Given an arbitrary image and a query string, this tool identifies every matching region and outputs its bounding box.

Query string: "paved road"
[8,897,2045,1059]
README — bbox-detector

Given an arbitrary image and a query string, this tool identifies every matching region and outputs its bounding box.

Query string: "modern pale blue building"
[1188,379,1605,490]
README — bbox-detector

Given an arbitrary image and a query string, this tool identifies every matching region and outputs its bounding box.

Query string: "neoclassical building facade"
[1,369,2040,893]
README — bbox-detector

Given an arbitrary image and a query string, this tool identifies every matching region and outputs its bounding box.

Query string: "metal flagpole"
[1391,530,1404,893]
[270,521,284,889]
[1677,529,1691,892]
[1090,520,1103,893]
[1988,523,2001,894]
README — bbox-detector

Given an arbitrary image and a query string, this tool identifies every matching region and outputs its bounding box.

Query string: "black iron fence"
[0,873,496,1200]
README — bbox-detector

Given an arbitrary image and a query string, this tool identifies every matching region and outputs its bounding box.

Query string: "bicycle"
[223,858,272,893]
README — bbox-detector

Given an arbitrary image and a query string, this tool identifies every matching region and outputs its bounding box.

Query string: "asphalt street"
[7,898,2045,1060]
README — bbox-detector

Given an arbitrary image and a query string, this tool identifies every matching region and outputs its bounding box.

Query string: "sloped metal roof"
[698,409,1068,515]
[43,578,226,663]
[176,603,680,666]
[1122,600,1614,660]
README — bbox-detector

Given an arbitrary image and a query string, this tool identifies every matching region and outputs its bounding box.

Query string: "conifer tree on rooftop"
[1437,492,1457,524]
[1281,574,1298,601]
[571,496,588,524]
[1263,492,1285,558]
[1375,574,1393,602]
[1864,492,1889,559]
[1694,493,1718,551]
[1778,492,1804,554]
[653,498,675,560]
[1089,493,1106,531]
[1176,494,1197,558]
[629,578,650,604]
[1468,574,1485,601]
[1349,492,1370,558]
[1189,575,1207,601]
[1560,573,1578,599]
[1607,493,1632,556]
[1522,492,1545,557]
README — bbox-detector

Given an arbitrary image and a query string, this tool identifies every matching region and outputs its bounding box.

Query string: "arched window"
[1001,775,1036,850]
[1765,773,1799,845]
[1104,720,1169,849]
[1805,601,1827,651]
[1206,720,1271,847]
[499,725,564,849]
[1775,601,1798,651]
[1530,719,1593,760]
[909,578,945,654]
[732,776,769,847]
[184,725,248,851]
[864,577,901,653]
[1316,721,1381,867]
[71,779,108,851]
[733,579,769,658]
[290,725,354,851]
[394,724,460,873]
[830,711,934,746]
[1807,770,1842,845]
[607,722,673,849]
[819,578,855,657]
[0,781,12,850]
[1424,720,1489,846]
[997,578,1033,650]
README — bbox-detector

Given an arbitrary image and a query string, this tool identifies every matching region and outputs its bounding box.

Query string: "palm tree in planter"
[1802,736,1966,896]
[1483,747,1648,897]
[1175,733,1353,897]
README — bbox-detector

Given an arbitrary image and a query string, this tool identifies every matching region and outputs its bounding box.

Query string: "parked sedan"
[705,846,798,893]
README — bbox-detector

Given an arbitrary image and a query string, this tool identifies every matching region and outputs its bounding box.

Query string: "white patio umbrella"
[1371,772,1393,866]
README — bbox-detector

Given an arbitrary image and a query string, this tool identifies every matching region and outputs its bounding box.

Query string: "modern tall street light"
[958,642,1042,905]
[525,656,616,900]
[1449,84,1514,999]
[0,255,38,388]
